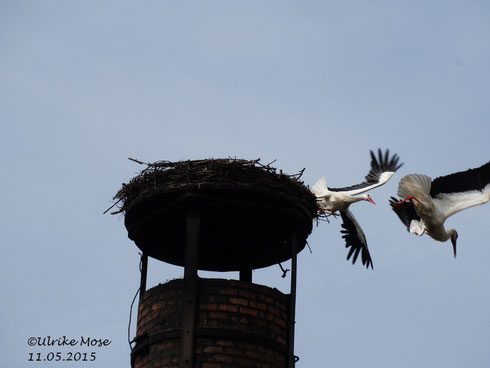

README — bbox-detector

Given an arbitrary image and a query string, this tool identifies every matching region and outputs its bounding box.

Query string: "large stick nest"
[109,158,318,219]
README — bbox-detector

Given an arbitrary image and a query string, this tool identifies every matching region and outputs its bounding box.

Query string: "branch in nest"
[110,208,125,215]
[284,168,306,180]
[294,168,305,180]
[128,157,153,166]
[103,199,122,214]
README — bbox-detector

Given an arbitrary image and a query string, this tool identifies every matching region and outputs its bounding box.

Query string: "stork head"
[448,228,458,258]
[364,194,376,205]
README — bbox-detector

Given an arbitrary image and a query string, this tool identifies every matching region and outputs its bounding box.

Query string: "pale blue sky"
[2,1,490,367]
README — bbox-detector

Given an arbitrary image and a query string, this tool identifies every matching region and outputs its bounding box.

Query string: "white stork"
[312,149,403,269]
[390,161,490,257]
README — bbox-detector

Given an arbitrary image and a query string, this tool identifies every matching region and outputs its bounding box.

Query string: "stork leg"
[392,195,421,206]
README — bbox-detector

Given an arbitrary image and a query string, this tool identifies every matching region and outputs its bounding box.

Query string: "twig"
[279,263,290,278]
[284,168,305,180]
[296,168,305,180]
[103,199,122,214]
[128,157,152,166]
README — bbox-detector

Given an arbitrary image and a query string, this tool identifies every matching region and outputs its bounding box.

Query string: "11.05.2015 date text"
[28,352,96,362]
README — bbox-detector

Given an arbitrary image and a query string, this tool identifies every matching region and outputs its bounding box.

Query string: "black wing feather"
[330,148,403,192]
[389,196,420,232]
[430,161,490,197]
[339,211,373,269]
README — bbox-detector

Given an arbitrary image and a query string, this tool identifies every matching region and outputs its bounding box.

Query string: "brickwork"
[132,278,290,368]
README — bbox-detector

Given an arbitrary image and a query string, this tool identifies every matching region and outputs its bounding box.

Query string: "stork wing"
[430,161,490,197]
[431,161,490,219]
[340,210,373,269]
[311,177,328,197]
[329,148,403,195]
[389,197,425,236]
[433,188,490,219]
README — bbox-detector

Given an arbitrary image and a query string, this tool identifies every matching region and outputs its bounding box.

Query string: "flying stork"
[311,149,403,269]
[390,161,490,257]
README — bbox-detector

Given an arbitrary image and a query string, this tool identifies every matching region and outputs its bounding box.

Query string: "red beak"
[367,197,376,205]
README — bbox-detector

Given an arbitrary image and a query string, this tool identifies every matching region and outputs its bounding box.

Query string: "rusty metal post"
[239,268,252,282]
[139,252,148,297]
[288,232,298,368]
[180,210,200,368]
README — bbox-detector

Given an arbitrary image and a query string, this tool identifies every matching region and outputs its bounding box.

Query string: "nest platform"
[113,158,318,271]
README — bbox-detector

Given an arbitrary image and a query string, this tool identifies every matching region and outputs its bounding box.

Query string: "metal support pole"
[180,210,200,368]
[239,268,252,282]
[139,252,148,297]
[288,232,298,368]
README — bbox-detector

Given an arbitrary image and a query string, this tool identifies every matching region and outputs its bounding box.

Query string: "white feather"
[397,174,432,198]
[311,177,328,197]
[434,183,490,219]
[409,219,426,236]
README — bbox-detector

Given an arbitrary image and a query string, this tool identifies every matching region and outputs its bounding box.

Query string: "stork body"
[312,149,403,269]
[390,161,490,257]
[312,179,374,212]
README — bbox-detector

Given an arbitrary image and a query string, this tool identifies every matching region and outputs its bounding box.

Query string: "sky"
[1,1,490,367]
